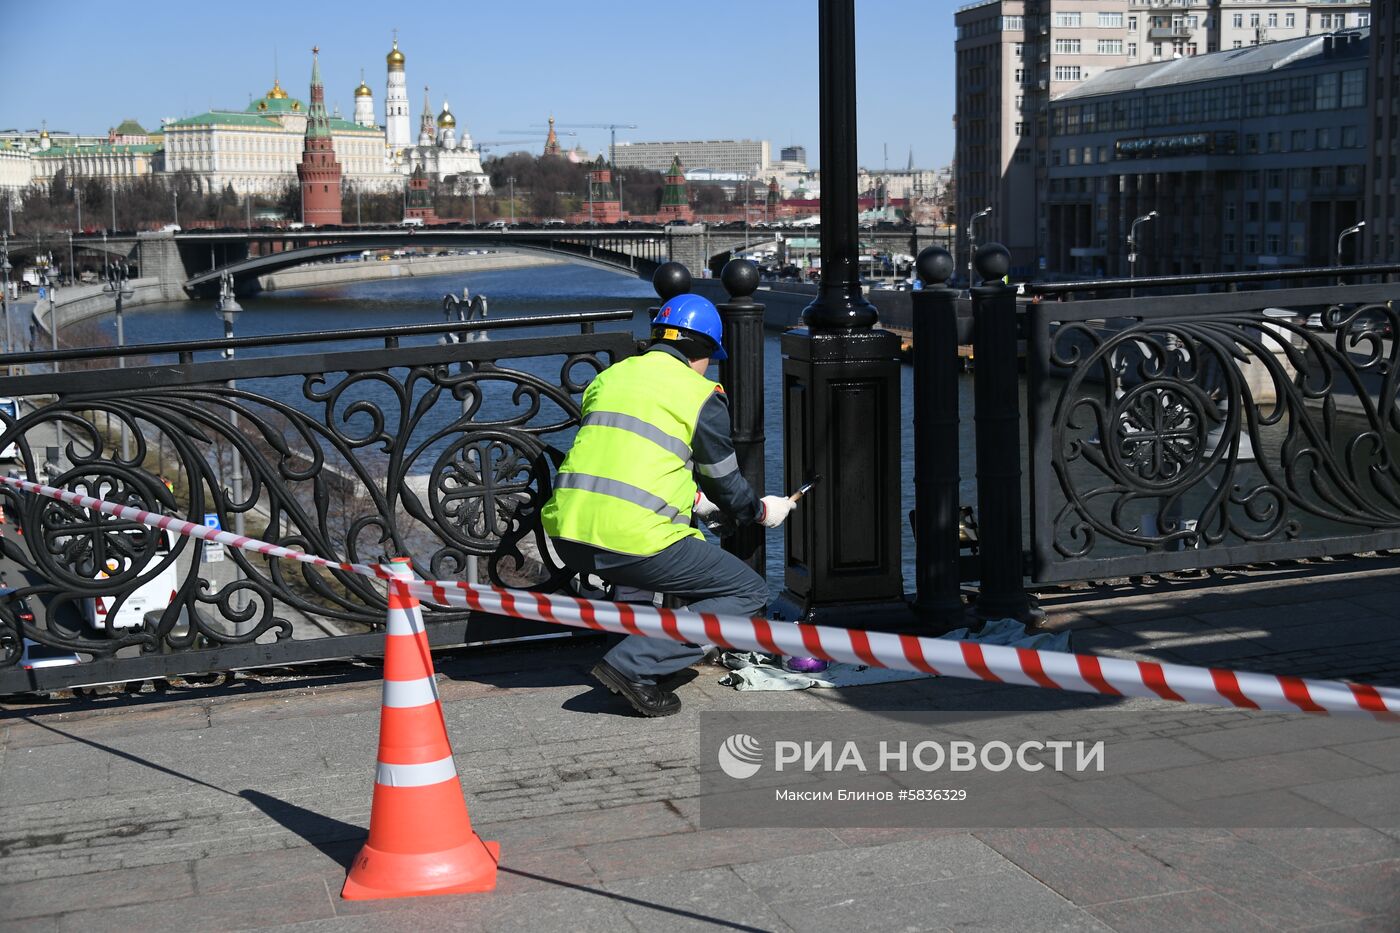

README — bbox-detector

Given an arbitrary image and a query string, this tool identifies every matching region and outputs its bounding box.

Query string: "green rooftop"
[113,118,148,136]
[167,111,281,129]
[34,143,162,157]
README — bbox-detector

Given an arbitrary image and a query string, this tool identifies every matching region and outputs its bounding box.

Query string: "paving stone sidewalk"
[3,557,1400,931]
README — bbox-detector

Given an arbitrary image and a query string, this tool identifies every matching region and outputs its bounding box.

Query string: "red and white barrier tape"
[0,475,392,580]
[6,474,1399,716]
[408,579,1400,716]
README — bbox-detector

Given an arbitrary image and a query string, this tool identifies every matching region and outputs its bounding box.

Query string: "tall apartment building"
[1364,1,1397,261]
[1125,1,1371,61]
[955,1,1130,277]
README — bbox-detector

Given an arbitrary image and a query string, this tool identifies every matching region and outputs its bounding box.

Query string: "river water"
[96,263,975,595]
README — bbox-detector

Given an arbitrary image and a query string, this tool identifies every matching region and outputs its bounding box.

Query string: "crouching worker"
[541,294,793,717]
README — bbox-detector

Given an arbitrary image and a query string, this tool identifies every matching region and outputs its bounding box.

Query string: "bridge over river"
[65,226,931,298]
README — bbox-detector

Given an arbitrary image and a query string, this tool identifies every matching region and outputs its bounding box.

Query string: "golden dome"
[355,80,372,98]
[267,79,289,100]
[387,39,405,68]
[437,102,456,128]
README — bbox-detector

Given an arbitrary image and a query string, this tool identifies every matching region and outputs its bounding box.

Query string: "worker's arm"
[691,390,764,526]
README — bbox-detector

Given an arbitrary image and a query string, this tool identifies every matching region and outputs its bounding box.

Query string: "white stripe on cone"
[8,476,1400,718]
[382,676,439,708]
[385,605,426,637]
[375,756,458,788]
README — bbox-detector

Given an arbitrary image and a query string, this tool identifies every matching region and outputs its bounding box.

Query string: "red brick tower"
[588,167,622,224]
[297,47,343,227]
[658,154,693,223]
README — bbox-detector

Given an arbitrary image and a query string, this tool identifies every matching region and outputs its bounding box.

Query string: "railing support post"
[717,259,765,575]
[911,247,966,625]
[970,244,1037,622]
[771,0,910,630]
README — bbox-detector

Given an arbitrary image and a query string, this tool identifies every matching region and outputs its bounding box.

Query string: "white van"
[81,529,179,631]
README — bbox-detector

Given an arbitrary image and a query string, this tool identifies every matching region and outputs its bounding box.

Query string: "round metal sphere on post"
[720,258,759,305]
[652,262,692,301]
[973,243,1011,286]
[916,246,955,288]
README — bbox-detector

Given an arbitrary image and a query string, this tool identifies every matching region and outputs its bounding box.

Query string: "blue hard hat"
[652,293,727,361]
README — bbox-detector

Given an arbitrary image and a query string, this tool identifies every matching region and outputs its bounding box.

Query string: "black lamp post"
[772,0,909,630]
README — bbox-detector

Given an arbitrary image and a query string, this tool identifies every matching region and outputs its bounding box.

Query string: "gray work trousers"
[554,536,769,684]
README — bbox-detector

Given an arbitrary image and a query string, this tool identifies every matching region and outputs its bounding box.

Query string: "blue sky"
[1,0,958,170]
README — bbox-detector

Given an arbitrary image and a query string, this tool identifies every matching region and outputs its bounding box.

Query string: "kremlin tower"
[543,116,561,157]
[353,70,375,128]
[384,34,410,153]
[297,47,343,226]
[417,86,436,147]
[658,154,693,223]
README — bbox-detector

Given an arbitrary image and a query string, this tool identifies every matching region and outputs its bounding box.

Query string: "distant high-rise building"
[298,48,343,227]
[780,145,807,164]
[611,139,770,177]
[955,1,1130,277]
[1365,2,1396,262]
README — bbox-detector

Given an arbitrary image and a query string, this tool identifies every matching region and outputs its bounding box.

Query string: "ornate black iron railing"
[0,310,639,692]
[1026,282,1400,582]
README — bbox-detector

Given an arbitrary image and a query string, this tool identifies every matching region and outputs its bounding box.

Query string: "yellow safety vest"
[542,350,719,556]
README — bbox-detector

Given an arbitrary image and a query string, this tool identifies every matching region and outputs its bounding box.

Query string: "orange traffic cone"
[341,558,499,900]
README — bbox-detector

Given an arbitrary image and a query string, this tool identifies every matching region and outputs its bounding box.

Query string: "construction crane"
[532,122,637,168]
[474,139,553,159]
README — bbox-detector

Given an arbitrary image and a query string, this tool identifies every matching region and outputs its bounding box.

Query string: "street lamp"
[109,174,117,231]
[1128,210,1159,288]
[1336,220,1365,270]
[470,178,479,227]
[75,188,82,234]
[218,303,249,628]
[507,176,516,225]
[172,190,179,228]
[967,206,992,284]
[102,245,135,459]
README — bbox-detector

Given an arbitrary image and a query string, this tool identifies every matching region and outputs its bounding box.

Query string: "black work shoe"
[591,661,681,717]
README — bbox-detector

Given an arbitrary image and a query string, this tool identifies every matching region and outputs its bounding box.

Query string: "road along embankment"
[256,252,565,291]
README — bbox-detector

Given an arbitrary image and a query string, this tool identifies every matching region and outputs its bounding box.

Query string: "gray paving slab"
[1086,889,1270,932]
[1110,829,1379,928]
[972,829,1195,907]
[51,877,336,933]
[729,836,1011,902]
[601,865,796,933]
[768,869,1107,933]
[1293,773,1400,829]
[1227,827,1400,873]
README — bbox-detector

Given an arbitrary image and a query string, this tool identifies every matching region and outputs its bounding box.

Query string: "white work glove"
[694,492,736,537]
[694,492,722,521]
[759,495,796,528]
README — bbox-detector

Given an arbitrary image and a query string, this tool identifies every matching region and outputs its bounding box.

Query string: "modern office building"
[955,0,1132,278]
[610,139,770,177]
[1044,29,1370,277]
[1363,2,1397,262]
[780,145,807,164]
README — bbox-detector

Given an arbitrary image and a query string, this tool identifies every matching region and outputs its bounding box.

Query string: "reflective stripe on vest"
[581,411,692,463]
[553,472,693,526]
[542,350,720,556]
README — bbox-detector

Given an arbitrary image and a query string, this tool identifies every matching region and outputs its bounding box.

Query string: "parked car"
[80,529,180,632]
